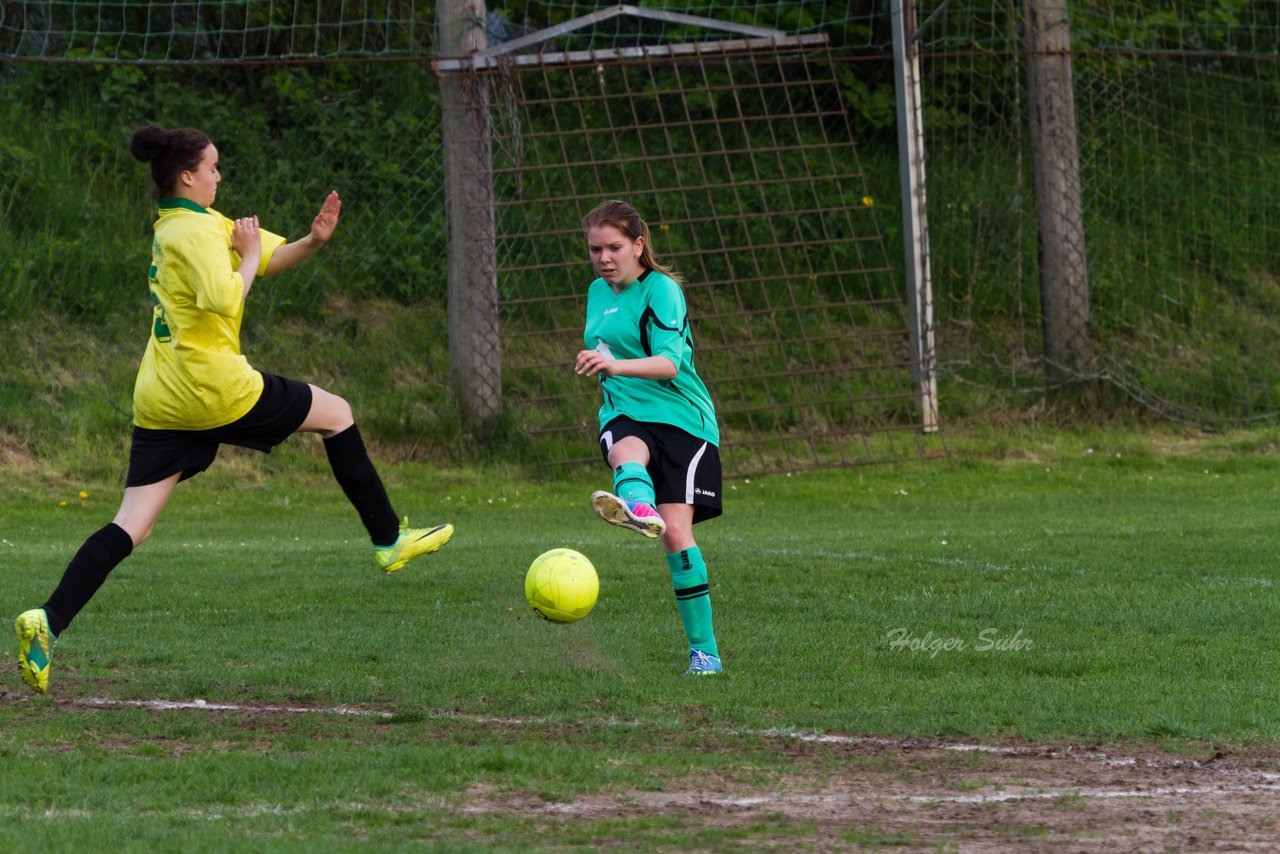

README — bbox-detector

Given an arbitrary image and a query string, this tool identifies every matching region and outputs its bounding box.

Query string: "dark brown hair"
[129,125,212,198]
[582,200,684,284]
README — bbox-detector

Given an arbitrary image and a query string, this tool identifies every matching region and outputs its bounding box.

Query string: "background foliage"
[2,1,1279,467]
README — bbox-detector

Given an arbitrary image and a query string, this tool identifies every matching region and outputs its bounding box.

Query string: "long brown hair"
[129,125,212,198]
[582,200,684,285]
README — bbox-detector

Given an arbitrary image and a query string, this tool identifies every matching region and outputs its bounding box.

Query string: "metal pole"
[1024,0,1093,386]
[891,0,939,432]
[438,0,502,432]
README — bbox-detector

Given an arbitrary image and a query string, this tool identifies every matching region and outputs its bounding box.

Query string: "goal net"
[439,23,942,473]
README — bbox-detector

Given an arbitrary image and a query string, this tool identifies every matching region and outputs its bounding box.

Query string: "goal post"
[890,0,940,433]
[440,7,943,473]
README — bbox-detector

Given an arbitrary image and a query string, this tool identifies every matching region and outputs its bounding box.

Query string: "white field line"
[83,697,394,717]
[76,698,1219,767]
[74,699,1217,771]
[758,729,1208,769]
[78,697,1278,798]
[527,780,1280,814]
[82,696,530,726]
[13,781,1280,825]
[897,783,1280,804]
[14,780,1280,827]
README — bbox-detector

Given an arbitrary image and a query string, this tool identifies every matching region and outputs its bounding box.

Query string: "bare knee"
[112,516,154,548]
[329,395,354,431]
[661,526,696,554]
[111,475,178,548]
[606,437,649,469]
[301,386,355,438]
[130,524,154,548]
[663,535,697,553]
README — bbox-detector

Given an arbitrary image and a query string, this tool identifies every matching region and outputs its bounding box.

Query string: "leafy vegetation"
[0,61,445,322]
[3,1,1280,456]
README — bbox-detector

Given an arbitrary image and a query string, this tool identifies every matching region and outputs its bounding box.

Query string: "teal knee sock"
[666,547,718,657]
[613,461,655,505]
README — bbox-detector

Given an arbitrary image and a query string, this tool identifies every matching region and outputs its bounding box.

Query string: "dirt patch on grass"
[24,695,1280,849]
[0,432,34,468]
[463,736,1280,851]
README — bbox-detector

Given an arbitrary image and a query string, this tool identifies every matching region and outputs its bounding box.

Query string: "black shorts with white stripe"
[599,415,723,524]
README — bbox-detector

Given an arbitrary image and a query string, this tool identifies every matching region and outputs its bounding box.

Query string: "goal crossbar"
[435,32,828,72]
[460,3,785,58]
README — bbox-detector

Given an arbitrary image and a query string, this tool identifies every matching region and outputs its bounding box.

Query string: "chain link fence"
[4,1,1279,467]
[3,2,941,475]
[917,0,1280,423]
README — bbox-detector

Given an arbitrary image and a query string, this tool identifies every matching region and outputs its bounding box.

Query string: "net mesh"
[456,37,936,472]
[915,0,1280,423]
[0,1,434,61]
[0,2,892,62]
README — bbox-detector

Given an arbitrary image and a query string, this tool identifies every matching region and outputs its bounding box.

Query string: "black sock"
[43,523,134,636]
[324,424,400,547]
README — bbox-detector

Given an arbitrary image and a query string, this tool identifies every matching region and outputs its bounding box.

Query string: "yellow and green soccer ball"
[525,548,599,623]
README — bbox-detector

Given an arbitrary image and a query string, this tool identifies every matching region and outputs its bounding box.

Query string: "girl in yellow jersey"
[15,125,453,694]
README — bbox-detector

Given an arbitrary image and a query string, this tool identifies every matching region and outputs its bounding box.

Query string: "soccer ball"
[525,548,599,623]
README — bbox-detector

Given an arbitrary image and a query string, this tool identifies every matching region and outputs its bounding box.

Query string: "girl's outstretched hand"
[310,191,341,244]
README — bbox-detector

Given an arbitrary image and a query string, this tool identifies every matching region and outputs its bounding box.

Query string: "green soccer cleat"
[15,609,54,694]
[374,519,454,573]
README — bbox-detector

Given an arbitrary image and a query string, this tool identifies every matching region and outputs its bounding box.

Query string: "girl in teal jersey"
[574,200,724,675]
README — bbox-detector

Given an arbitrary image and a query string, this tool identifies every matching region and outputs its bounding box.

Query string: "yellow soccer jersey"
[132,198,287,430]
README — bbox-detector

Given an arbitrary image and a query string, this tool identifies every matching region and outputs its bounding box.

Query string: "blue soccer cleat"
[683,649,722,676]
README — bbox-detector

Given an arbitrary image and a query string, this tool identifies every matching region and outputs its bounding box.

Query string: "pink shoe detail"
[629,501,662,520]
[591,491,666,539]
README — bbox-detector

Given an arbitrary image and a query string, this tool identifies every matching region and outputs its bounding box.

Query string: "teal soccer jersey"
[583,269,719,446]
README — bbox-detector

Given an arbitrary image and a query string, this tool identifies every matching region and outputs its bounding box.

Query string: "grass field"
[4,425,1280,850]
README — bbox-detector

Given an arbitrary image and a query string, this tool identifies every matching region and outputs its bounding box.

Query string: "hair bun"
[129,125,170,163]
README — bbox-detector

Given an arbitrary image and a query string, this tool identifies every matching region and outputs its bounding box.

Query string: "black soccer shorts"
[126,372,313,486]
[599,415,723,524]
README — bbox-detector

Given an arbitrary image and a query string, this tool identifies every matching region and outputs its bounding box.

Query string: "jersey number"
[149,267,172,343]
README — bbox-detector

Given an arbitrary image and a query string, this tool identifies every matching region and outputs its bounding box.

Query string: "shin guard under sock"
[613,461,656,506]
[324,424,400,547]
[42,522,134,636]
[666,546,718,657]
